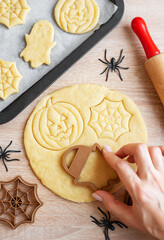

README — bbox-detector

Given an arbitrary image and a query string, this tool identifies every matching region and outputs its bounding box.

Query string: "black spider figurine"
[99,49,129,81]
[0,141,21,172]
[90,207,128,240]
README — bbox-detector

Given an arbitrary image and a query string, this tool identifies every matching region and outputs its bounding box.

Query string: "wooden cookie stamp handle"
[132,17,164,105]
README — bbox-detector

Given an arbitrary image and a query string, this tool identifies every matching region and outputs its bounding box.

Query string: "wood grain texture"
[0,0,164,239]
[145,54,164,105]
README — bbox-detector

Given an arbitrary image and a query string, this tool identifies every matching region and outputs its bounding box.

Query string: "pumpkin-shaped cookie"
[54,0,100,34]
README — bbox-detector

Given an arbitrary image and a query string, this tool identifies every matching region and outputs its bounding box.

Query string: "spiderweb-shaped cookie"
[0,0,30,28]
[0,176,42,229]
[0,59,22,100]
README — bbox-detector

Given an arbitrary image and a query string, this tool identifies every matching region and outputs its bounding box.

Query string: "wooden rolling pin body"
[132,17,164,105]
[145,54,164,105]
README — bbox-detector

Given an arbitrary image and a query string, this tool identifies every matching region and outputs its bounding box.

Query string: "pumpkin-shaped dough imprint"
[32,98,84,150]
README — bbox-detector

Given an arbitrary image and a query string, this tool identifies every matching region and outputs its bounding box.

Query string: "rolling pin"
[131,17,164,105]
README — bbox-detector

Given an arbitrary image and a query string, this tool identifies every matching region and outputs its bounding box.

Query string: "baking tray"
[0,0,124,125]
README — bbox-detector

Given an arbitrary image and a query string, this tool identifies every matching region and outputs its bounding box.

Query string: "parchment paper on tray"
[0,0,117,111]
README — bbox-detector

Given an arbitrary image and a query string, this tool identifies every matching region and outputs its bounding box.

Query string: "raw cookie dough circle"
[0,0,30,29]
[54,0,100,34]
[24,84,147,203]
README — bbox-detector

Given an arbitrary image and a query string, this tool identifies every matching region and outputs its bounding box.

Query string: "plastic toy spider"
[0,141,21,172]
[99,49,129,81]
[90,207,128,240]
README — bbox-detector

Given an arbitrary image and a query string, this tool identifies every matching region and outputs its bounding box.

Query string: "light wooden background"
[0,0,164,239]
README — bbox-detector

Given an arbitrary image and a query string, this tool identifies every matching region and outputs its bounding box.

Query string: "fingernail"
[92,193,103,202]
[104,145,112,153]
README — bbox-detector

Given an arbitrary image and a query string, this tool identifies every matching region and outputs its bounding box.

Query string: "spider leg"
[104,227,110,240]
[2,158,8,172]
[117,55,125,65]
[94,221,105,227]
[99,58,112,68]
[106,67,111,81]
[98,58,108,65]
[4,158,20,162]
[3,141,12,152]
[5,150,21,154]
[114,222,123,228]
[98,207,108,219]
[115,68,123,81]
[111,221,128,229]
[90,216,101,224]
[101,217,106,223]
[117,66,129,70]
[91,220,101,226]
[90,217,105,227]
[107,212,111,222]
[4,153,11,157]
[109,225,115,231]
[104,49,111,64]
[119,222,128,228]
[100,66,109,75]
[117,49,123,63]
[92,221,99,226]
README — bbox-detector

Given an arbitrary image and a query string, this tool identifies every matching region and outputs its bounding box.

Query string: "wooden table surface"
[0,0,164,239]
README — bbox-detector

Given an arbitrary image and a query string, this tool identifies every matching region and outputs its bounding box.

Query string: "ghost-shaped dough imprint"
[20,20,56,68]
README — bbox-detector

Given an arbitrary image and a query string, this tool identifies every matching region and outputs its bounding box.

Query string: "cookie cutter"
[0,176,42,229]
[62,143,120,192]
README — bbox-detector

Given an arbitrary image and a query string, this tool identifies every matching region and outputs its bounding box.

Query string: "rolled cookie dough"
[24,84,147,202]
[54,0,100,34]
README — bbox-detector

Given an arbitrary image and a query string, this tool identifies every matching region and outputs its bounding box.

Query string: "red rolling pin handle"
[131,17,160,59]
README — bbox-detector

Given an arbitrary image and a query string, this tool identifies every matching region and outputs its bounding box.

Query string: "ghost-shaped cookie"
[20,20,56,68]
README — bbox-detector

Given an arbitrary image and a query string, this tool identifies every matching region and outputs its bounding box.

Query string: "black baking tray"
[0,0,124,125]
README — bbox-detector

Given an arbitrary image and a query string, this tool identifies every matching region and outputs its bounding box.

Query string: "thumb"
[93,190,133,225]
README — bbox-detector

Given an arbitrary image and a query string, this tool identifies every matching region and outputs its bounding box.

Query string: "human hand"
[92,144,164,240]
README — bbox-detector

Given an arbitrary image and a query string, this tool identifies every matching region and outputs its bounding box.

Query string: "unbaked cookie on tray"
[54,0,100,34]
[20,20,56,68]
[0,0,30,28]
[24,84,147,202]
[0,59,22,100]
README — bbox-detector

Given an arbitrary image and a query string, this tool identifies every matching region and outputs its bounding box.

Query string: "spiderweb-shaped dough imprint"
[0,176,42,229]
[0,59,22,100]
[89,99,132,141]
[0,0,30,28]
